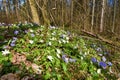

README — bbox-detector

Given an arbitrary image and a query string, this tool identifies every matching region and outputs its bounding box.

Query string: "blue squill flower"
[69,58,76,63]
[107,62,112,66]
[24,30,28,33]
[10,43,15,47]
[62,55,69,63]
[91,57,97,63]
[13,37,17,41]
[14,30,19,35]
[31,33,35,37]
[99,61,107,69]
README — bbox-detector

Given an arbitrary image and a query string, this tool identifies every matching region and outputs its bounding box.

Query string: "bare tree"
[3,0,9,23]
[100,0,106,32]
[28,0,40,24]
[91,0,95,32]
[112,0,117,32]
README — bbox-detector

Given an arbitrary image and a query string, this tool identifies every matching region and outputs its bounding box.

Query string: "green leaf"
[61,63,67,72]
[57,74,62,80]
[44,72,51,80]
[0,35,4,40]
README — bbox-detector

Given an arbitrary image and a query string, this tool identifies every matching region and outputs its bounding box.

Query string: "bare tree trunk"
[112,0,117,32]
[91,0,95,32]
[28,0,40,24]
[70,0,73,29]
[3,0,9,23]
[100,0,105,32]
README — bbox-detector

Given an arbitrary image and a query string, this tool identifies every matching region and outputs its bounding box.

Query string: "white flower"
[58,40,62,44]
[50,37,56,41]
[66,40,69,43]
[49,25,56,29]
[29,40,34,44]
[81,56,83,60]
[102,56,106,62]
[40,40,44,43]
[2,49,10,56]
[84,52,88,55]
[56,49,61,54]
[62,39,66,43]
[64,57,69,63]
[47,55,53,61]
[66,37,69,40]
[56,54,60,58]
[97,69,101,74]
[30,29,34,32]
[48,42,52,46]
[51,32,56,35]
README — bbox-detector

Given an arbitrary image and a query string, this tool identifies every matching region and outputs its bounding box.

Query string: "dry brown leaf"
[21,76,33,80]
[12,53,26,64]
[0,73,20,80]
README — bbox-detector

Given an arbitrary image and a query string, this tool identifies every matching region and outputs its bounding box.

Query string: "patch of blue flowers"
[0,23,116,80]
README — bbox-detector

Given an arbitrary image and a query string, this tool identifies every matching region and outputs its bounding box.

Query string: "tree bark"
[28,0,40,24]
[91,0,95,32]
[112,0,117,32]
[100,0,105,32]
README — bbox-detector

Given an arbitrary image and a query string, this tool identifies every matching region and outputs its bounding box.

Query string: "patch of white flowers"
[97,69,101,74]
[29,40,34,44]
[2,49,10,56]
[47,55,53,62]
[29,29,34,32]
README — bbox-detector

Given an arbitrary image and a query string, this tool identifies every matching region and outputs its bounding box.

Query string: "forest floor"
[0,24,120,80]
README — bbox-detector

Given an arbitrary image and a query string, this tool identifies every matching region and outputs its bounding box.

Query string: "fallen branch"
[81,30,120,51]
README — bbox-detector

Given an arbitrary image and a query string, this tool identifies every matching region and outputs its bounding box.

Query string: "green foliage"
[0,24,117,79]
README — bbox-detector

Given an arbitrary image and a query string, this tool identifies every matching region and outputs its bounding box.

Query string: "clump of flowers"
[2,49,10,56]
[14,30,19,35]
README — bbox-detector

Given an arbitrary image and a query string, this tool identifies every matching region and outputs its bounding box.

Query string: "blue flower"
[13,37,17,41]
[14,30,19,35]
[69,58,76,63]
[107,62,112,66]
[10,43,15,47]
[24,30,28,33]
[99,61,107,69]
[62,55,69,63]
[91,57,97,63]
[62,55,66,59]
[31,33,35,37]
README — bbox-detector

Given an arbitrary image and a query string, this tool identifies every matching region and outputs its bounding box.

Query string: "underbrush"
[0,24,119,80]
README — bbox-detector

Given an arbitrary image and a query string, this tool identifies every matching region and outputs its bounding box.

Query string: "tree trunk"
[100,0,105,32]
[28,0,40,24]
[112,0,117,32]
[91,0,95,32]
[3,0,9,23]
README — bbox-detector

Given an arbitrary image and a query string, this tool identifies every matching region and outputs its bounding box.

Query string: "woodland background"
[0,0,120,43]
